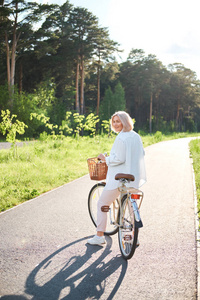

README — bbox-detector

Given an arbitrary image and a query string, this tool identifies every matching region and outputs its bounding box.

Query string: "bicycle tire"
[118,195,138,260]
[88,182,119,236]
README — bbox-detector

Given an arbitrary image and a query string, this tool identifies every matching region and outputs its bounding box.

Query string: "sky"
[38,0,200,79]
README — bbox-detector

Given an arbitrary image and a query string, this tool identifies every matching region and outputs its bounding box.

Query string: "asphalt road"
[0,142,30,150]
[0,138,198,299]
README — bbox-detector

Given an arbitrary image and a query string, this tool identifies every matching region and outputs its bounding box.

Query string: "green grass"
[0,132,199,212]
[141,131,199,147]
[0,136,115,211]
[189,139,200,220]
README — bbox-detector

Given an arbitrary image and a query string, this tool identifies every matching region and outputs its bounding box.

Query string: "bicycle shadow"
[24,236,127,299]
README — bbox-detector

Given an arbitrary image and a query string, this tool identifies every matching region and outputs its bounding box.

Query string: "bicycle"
[87,157,144,260]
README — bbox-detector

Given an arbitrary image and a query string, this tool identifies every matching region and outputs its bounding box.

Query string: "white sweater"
[105,130,146,190]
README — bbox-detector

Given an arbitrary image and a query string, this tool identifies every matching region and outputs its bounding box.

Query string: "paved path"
[0,138,198,299]
[0,142,33,150]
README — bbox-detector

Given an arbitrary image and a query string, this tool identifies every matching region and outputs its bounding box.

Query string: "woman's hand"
[98,153,106,161]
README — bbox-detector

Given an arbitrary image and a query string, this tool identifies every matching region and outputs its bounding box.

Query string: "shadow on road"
[16,236,127,299]
[0,297,27,300]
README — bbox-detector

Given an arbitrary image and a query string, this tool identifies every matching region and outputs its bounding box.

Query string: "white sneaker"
[87,235,106,245]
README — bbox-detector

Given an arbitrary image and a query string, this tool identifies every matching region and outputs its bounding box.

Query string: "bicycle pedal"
[101,205,109,212]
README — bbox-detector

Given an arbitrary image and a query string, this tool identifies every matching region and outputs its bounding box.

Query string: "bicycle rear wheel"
[118,195,138,260]
[88,182,119,235]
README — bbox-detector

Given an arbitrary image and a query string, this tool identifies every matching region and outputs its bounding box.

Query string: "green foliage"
[59,111,73,136]
[73,113,85,136]
[58,112,100,137]
[184,117,196,132]
[30,111,112,138]
[32,80,56,109]
[154,131,162,142]
[30,112,58,135]
[113,82,126,111]
[101,120,111,135]
[11,80,57,137]
[30,113,50,125]
[0,110,27,156]
[1,0,200,134]
[99,82,126,121]
[39,131,49,141]
[84,113,100,136]
[99,86,113,120]
[0,85,9,110]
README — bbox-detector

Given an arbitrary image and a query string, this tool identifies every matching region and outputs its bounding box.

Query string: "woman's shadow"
[24,236,127,300]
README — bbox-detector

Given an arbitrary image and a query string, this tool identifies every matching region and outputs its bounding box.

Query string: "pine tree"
[99,86,113,120]
[113,82,126,112]
[99,82,126,120]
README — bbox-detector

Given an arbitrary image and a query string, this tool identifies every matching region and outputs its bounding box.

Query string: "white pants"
[96,188,120,232]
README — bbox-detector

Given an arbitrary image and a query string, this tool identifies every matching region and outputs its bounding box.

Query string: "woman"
[87,111,146,245]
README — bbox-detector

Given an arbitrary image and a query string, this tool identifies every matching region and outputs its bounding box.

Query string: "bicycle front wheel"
[88,183,119,236]
[118,195,138,260]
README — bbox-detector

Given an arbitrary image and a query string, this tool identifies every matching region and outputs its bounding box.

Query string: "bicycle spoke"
[118,195,138,259]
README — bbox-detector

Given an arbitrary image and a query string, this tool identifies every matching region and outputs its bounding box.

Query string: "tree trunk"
[5,32,11,89]
[11,24,17,88]
[80,56,84,115]
[5,1,19,109]
[155,93,159,130]
[149,91,153,134]
[96,55,101,115]
[75,60,80,113]
[19,61,23,94]
[176,98,180,131]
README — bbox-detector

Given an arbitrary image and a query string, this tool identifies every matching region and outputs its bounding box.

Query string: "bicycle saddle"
[115,173,135,181]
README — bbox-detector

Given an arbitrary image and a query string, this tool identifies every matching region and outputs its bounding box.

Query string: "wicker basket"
[87,157,108,181]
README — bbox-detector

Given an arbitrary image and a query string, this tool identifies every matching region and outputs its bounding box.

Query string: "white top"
[104,130,146,190]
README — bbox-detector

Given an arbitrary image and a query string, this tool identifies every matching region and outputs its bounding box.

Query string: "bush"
[154,131,162,142]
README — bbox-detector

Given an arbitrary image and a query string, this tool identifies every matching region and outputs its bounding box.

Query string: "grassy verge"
[141,131,199,147]
[189,139,200,221]
[0,135,117,211]
[0,132,199,212]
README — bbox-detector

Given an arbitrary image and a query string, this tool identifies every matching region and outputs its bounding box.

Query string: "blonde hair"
[111,111,133,132]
